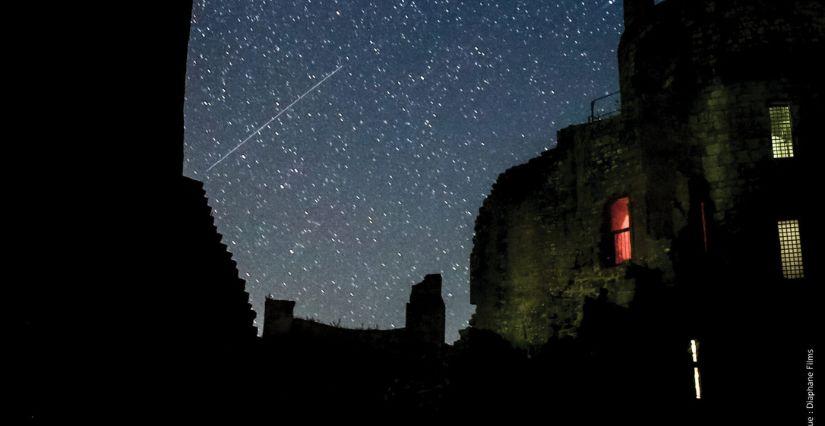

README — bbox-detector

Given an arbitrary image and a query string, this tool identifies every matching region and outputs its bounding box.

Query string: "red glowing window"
[700,201,710,252]
[611,197,632,264]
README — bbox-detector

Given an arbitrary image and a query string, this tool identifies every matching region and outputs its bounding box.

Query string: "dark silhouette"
[467,0,822,423]
[21,0,818,423]
[168,0,821,423]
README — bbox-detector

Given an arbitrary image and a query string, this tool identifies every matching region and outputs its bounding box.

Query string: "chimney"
[405,274,446,346]
[263,297,295,338]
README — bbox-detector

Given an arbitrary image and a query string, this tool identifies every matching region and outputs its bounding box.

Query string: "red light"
[615,230,632,264]
[611,197,631,264]
[610,197,630,231]
[700,201,709,252]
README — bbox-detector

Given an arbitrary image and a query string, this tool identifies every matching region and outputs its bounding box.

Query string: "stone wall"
[470,116,653,347]
[180,176,258,348]
[469,0,824,348]
[263,274,446,348]
[406,274,446,346]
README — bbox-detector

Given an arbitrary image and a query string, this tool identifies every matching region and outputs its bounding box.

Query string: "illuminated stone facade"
[470,0,824,348]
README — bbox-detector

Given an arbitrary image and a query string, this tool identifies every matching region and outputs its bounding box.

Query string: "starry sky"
[183,0,623,343]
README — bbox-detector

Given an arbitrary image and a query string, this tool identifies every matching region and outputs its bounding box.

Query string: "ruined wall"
[180,177,258,348]
[620,0,825,281]
[263,274,446,348]
[256,276,449,419]
[619,0,825,117]
[469,0,824,348]
[470,116,656,346]
[406,274,446,346]
[262,295,406,349]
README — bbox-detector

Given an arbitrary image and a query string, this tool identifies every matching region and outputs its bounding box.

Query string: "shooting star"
[205,65,344,172]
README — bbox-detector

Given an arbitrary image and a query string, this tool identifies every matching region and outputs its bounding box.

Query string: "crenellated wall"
[180,176,258,348]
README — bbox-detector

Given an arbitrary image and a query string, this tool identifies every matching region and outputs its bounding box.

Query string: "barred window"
[777,220,804,279]
[770,105,794,158]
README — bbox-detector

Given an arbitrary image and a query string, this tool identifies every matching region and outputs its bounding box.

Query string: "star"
[183,0,623,343]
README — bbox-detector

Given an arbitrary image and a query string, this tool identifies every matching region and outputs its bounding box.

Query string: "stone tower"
[470,0,823,347]
[405,274,446,346]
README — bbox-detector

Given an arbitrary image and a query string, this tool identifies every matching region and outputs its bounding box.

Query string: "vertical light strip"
[778,220,805,279]
[769,105,794,158]
[693,367,702,400]
[690,339,702,400]
[690,339,699,363]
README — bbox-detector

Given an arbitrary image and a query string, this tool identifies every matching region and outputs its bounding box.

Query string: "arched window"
[610,197,632,264]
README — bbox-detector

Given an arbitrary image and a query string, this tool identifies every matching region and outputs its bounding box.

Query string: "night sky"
[183,0,623,343]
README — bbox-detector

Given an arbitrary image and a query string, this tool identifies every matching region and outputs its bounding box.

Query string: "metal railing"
[589,91,621,122]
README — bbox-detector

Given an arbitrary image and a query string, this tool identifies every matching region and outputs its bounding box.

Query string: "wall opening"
[770,105,795,158]
[777,219,805,279]
[610,197,632,264]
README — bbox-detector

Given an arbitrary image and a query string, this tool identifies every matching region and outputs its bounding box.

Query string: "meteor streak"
[205,65,344,172]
